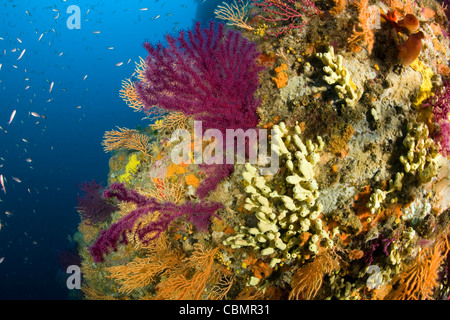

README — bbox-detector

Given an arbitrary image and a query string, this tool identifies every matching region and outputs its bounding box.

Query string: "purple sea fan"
[423,81,450,157]
[136,20,265,132]
[89,182,222,263]
[76,180,118,224]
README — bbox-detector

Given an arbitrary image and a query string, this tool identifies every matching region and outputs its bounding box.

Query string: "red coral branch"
[251,0,320,36]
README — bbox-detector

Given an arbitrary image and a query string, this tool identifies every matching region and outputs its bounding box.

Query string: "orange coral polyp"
[398,31,425,66]
[398,14,420,33]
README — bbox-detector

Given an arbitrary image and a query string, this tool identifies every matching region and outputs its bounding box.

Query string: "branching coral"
[136,21,264,133]
[76,180,118,224]
[214,0,254,30]
[330,0,346,16]
[119,78,145,112]
[151,112,189,134]
[106,233,184,294]
[135,21,264,198]
[387,235,449,299]
[89,183,222,262]
[289,250,340,300]
[102,127,152,158]
[422,81,450,157]
[347,0,375,54]
[250,0,320,36]
[153,244,223,300]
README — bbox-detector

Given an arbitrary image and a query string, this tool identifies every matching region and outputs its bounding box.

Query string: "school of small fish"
[0,0,190,272]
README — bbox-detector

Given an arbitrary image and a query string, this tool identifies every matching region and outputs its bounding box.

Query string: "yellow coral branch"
[151,112,189,133]
[106,233,184,294]
[347,0,375,54]
[154,244,220,300]
[387,235,449,300]
[289,250,340,300]
[330,0,346,15]
[214,0,254,30]
[119,79,145,112]
[102,127,152,158]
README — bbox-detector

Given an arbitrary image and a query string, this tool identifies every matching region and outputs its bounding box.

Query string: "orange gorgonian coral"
[330,0,346,15]
[119,79,146,112]
[151,112,189,133]
[347,0,375,54]
[102,127,152,158]
[214,0,254,30]
[154,244,222,300]
[106,233,184,294]
[119,57,167,119]
[289,250,340,300]
[387,235,449,300]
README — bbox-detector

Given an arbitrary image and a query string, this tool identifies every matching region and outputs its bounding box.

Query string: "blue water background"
[0,0,223,299]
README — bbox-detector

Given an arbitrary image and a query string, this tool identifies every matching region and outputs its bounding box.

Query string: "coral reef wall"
[75,0,450,300]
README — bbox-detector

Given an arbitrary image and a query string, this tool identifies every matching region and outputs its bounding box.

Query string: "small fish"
[30,112,40,118]
[58,52,63,57]
[139,8,148,11]
[17,49,26,60]
[26,10,31,16]
[85,9,90,16]
[38,33,43,41]
[92,31,101,34]
[49,81,54,93]
[12,177,22,183]
[76,105,81,109]
[25,158,32,163]
[0,257,4,264]
[8,110,16,125]
[107,46,114,50]
[12,65,18,69]
[115,62,123,66]
[17,37,22,43]
[153,15,160,20]
[5,211,13,216]
[0,174,5,194]
[83,74,88,80]
[22,138,28,143]
[0,64,2,71]
[25,85,30,90]
[127,58,131,64]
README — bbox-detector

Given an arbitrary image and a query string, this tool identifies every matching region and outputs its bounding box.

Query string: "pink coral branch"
[89,183,222,262]
[251,0,320,36]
